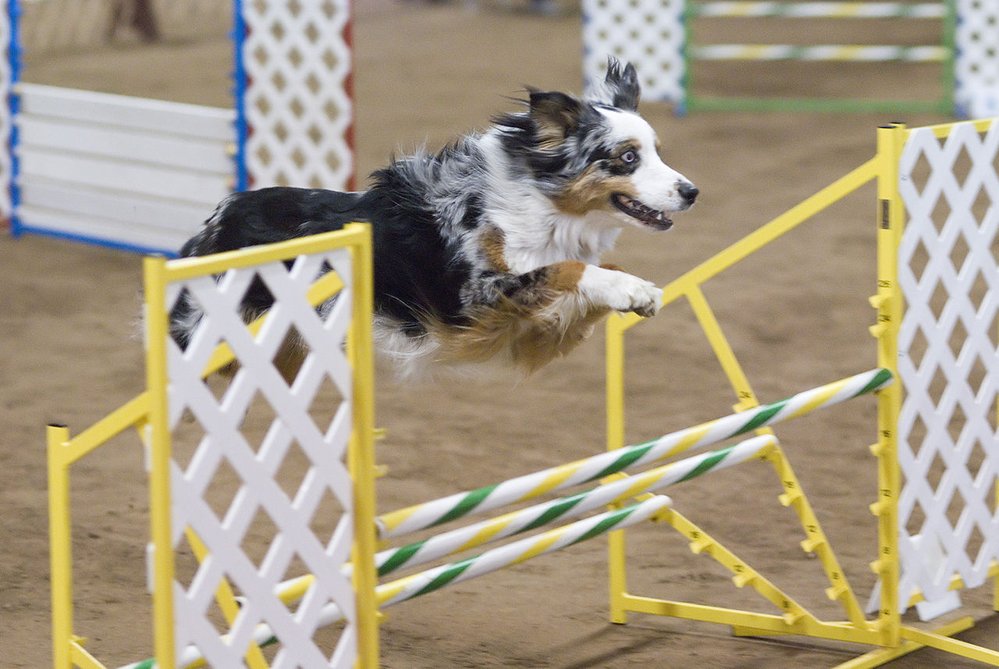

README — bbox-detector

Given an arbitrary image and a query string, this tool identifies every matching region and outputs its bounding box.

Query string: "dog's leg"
[449,261,661,371]
[477,260,661,319]
[573,264,662,317]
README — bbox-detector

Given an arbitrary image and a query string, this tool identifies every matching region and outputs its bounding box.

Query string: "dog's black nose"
[678,182,699,205]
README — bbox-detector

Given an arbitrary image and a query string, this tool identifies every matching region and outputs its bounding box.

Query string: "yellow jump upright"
[605,119,999,667]
[48,225,379,669]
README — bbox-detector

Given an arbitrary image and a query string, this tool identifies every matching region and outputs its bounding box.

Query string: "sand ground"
[2,2,997,667]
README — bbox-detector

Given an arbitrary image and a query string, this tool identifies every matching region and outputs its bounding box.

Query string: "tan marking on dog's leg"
[546,260,586,291]
[480,226,510,272]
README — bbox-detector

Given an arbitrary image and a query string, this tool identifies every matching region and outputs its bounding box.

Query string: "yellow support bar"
[48,424,75,669]
[662,506,817,627]
[69,639,107,669]
[919,117,997,139]
[899,623,999,665]
[765,444,869,628]
[144,255,177,669]
[835,617,975,668]
[871,123,906,648]
[686,286,759,410]
[159,226,371,282]
[605,313,630,624]
[620,595,882,646]
[53,393,151,466]
[686,286,869,629]
[345,223,381,668]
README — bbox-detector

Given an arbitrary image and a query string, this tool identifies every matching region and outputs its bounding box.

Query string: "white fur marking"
[578,265,662,316]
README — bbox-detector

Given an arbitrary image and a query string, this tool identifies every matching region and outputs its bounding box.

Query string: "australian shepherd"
[170,58,697,379]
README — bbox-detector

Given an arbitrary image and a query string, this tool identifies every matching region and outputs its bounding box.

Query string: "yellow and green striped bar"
[691,2,945,18]
[263,435,775,612]
[379,368,892,539]
[373,434,776,578]
[692,44,947,62]
[122,496,670,669]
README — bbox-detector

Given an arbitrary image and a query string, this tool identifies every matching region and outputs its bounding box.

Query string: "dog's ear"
[594,57,640,111]
[528,89,585,144]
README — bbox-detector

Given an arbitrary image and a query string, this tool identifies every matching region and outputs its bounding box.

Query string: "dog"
[170,58,697,379]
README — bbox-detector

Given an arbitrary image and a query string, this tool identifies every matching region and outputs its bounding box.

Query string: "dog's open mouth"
[611,194,673,230]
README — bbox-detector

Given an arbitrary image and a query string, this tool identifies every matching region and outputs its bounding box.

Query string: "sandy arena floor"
[2,2,997,667]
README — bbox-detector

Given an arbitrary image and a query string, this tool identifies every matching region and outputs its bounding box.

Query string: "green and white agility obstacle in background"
[582,0,997,115]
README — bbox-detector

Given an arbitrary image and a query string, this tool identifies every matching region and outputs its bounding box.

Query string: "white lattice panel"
[163,250,358,667]
[241,0,353,189]
[895,120,999,617]
[581,0,685,108]
[955,0,999,118]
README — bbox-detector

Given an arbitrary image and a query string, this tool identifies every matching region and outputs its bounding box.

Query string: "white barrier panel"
[955,0,999,117]
[894,119,999,618]
[239,1,353,190]
[581,0,684,106]
[159,245,360,667]
[14,83,234,253]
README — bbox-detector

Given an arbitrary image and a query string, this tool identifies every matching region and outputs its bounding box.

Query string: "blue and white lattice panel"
[0,5,11,219]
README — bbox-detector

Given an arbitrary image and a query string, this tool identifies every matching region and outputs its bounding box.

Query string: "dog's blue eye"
[620,150,638,164]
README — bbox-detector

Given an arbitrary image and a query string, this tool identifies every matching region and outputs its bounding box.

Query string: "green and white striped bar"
[376,495,671,607]
[374,434,776,577]
[122,497,670,669]
[178,428,777,633]
[379,368,891,539]
[691,44,947,62]
[273,434,777,601]
[691,2,946,19]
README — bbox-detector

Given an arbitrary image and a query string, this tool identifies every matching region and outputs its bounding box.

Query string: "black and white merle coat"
[172,59,697,379]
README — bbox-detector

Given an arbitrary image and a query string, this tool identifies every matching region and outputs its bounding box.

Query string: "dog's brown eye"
[620,150,638,164]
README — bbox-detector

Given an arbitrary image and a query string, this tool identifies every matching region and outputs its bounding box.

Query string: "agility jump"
[605,118,999,666]
[0,0,353,254]
[51,239,891,668]
[48,117,997,667]
[583,0,996,117]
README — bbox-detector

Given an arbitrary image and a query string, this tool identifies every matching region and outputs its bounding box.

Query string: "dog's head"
[497,58,696,230]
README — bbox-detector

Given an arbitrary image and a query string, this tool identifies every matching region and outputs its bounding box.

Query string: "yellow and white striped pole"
[380,369,892,539]
[121,496,671,669]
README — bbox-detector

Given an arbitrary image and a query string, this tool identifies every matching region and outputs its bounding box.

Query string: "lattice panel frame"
[581,0,685,107]
[160,249,359,667]
[955,0,999,118]
[239,0,353,190]
[895,120,999,615]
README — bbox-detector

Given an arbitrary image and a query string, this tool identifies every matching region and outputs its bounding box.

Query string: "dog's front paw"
[626,281,663,317]
[579,266,663,318]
